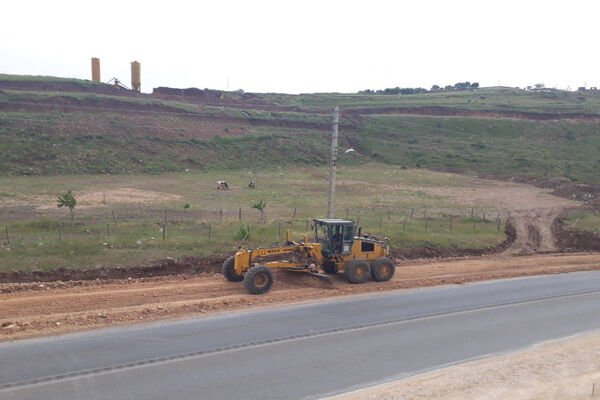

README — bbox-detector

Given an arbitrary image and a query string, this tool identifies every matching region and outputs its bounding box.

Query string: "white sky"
[1,0,599,94]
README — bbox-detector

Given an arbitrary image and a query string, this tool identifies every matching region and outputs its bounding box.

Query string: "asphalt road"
[1,271,600,400]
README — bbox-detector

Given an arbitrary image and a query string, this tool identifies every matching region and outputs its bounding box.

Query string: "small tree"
[57,190,77,226]
[234,225,250,241]
[183,203,190,212]
[252,200,266,222]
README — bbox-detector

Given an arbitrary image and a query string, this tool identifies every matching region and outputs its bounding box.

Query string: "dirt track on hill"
[2,252,600,341]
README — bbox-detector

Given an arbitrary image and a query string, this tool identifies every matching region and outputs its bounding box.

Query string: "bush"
[234,225,250,241]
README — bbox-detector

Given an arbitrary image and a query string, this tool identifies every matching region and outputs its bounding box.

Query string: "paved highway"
[1,271,600,399]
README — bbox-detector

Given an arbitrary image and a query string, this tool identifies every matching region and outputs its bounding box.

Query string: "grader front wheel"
[244,265,274,294]
[222,255,244,282]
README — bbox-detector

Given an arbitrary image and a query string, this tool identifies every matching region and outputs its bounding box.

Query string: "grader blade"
[305,271,334,284]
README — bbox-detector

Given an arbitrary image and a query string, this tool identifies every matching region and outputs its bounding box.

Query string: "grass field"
[0,164,508,272]
[565,211,600,233]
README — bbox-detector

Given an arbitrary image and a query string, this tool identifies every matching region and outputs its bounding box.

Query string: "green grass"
[0,164,511,271]
[0,74,105,85]
[565,211,600,233]
[355,115,600,182]
[0,214,503,272]
[258,88,600,114]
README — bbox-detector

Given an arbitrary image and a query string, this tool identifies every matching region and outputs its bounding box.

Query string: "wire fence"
[1,205,509,248]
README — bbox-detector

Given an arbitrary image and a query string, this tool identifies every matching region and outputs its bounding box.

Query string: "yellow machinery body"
[226,219,394,294]
[233,233,386,275]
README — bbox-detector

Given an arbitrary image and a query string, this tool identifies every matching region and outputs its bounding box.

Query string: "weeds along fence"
[0,206,510,251]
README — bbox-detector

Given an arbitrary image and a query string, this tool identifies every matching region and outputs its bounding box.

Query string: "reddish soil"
[2,252,600,341]
[345,106,600,122]
[0,96,335,131]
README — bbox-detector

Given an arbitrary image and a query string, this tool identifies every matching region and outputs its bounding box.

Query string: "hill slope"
[1,74,600,182]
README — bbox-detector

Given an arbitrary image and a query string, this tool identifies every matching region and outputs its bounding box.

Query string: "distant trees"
[360,81,480,95]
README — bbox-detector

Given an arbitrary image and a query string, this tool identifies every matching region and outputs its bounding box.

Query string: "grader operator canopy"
[313,219,355,256]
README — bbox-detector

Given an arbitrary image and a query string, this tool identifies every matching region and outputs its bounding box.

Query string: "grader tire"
[222,255,244,282]
[371,257,395,282]
[344,259,370,284]
[321,260,337,274]
[244,265,274,294]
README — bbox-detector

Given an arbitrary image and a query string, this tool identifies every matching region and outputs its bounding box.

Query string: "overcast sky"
[1,0,599,94]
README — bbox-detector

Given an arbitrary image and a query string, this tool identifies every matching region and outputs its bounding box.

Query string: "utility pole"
[327,107,339,219]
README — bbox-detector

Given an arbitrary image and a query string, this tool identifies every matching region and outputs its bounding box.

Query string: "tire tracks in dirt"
[2,252,600,342]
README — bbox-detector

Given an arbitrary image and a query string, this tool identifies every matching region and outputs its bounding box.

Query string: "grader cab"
[222,219,395,294]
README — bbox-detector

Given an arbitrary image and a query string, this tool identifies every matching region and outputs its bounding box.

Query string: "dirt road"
[2,252,600,341]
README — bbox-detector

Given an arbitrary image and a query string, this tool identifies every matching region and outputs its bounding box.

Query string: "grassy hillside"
[1,74,600,183]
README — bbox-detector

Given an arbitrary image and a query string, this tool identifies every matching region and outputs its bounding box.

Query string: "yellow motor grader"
[222,219,395,294]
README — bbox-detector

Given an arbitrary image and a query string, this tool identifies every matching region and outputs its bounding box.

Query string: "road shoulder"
[325,331,600,400]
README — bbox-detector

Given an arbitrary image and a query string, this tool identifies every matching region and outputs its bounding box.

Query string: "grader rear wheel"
[222,255,244,282]
[344,259,370,284]
[244,265,274,294]
[371,257,395,282]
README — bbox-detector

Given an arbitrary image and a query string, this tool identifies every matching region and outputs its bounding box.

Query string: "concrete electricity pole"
[327,106,339,219]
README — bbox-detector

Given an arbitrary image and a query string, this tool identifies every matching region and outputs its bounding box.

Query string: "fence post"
[425,218,428,232]
[410,208,414,219]
[483,212,486,222]
[58,223,62,240]
[208,224,211,240]
[107,223,110,238]
[379,216,382,229]
[162,224,166,240]
[346,208,349,219]
[4,225,9,245]
[219,209,223,224]
[278,222,281,239]
[292,208,297,219]
[112,210,117,226]
[471,207,474,217]
[239,208,242,221]
[403,218,406,232]
[497,218,502,231]
[450,216,453,232]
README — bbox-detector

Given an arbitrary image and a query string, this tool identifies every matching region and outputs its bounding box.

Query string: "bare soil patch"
[345,105,600,122]
[1,252,600,341]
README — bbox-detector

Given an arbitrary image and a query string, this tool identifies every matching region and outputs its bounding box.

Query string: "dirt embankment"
[0,255,227,284]
[0,80,131,96]
[553,210,600,252]
[1,252,600,341]
[0,95,338,131]
[345,106,600,122]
